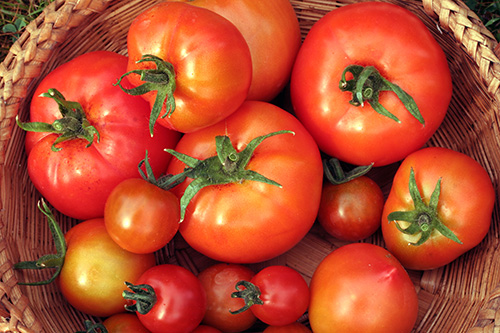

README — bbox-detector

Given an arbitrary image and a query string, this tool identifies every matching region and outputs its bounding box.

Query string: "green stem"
[323,158,373,185]
[114,54,176,136]
[122,282,157,315]
[387,168,462,246]
[339,65,425,125]
[229,280,264,315]
[16,88,100,152]
[162,130,294,222]
[14,199,66,285]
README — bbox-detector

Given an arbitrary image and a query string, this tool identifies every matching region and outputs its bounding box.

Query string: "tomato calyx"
[163,130,294,221]
[323,157,373,185]
[76,320,108,333]
[122,282,157,314]
[13,199,66,285]
[115,54,176,136]
[387,168,462,246]
[229,280,264,315]
[16,88,100,152]
[339,65,424,125]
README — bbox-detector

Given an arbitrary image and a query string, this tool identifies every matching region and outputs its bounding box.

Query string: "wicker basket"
[0,0,499,332]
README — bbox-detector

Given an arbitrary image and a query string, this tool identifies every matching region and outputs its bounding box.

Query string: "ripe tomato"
[103,313,150,333]
[263,322,312,333]
[309,243,418,333]
[169,0,301,101]
[59,218,156,317]
[231,265,310,327]
[382,147,495,270]
[318,162,384,241]
[197,263,257,332]
[21,50,180,220]
[165,101,323,263]
[123,2,252,133]
[104,176,180,254]
[123,264,207,333]
[290,2,452,166]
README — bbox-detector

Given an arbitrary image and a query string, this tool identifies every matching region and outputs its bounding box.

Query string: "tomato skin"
[381,147,495,270]
[27,51,180,220]
[166,101,323,263]
[318,176,384,241]
[290,2,451,166]
[247,266,310,327]
[170,0,301,101]
[198,263,256,332]
[104,178,180,254]
[126,2,252,133]
[309,243,418,333]
[103,313,150,333]
[133,264,207,333]
[58,219,156,317]
[263,322,312,333]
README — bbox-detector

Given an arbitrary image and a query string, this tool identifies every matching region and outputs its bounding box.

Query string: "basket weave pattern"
[0,0,499,332]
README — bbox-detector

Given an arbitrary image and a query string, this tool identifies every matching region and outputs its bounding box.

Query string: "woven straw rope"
[0,0,498,332]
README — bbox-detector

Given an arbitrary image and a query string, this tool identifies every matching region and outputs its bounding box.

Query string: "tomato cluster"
[14,1,495,332]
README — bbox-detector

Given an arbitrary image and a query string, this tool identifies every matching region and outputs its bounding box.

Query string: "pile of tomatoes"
[14,1,496,332]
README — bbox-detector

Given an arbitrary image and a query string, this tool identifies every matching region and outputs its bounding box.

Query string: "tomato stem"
[339,65,425,125]
[16,88,100,152]
[122,282,157,315]
[75,320,108,333]
[163,130,294,222]
[13,199,66,285]
[323,158,373,185]
[115,54,176,136]
[229,280,264,315]
[387,168,462,246]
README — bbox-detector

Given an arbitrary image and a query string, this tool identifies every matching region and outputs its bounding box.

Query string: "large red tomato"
[169,0,301,101]
[22,51,180,220]
[290,2,452,166]
[309,243,419,333]
[122,2,252,133]
[382,147,495,270]
[165,101,323,263]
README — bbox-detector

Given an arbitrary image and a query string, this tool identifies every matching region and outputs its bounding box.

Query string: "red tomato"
[103,313,150,333]
[124,2,252,133]
[263,322,312,333]
[166,101,323,263]
[124,264,207,333]
[318,175,384,241]
[169,0,301,101]
[231,266,310,327]
[309,243,418,333]
[104,177,180,254]
[58,219,156,317]
[381,147,495,270]
[197,263,257,332]
[191,325,222,333]
[290,2,451,166]
[23,51,180,220]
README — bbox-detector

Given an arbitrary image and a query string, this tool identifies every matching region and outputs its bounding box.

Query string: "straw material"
[0,0,499,332]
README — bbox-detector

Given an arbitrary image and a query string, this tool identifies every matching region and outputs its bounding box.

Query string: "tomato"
[381,147,495,270]
[169,0,301,101]
[20,50,180,220]
[59,218,156,317]
[318,159,384,241]
[231,265,310,327]
[104,155,181,254]
[123,264,207,333]
[122,2,252,134]
[191,325,222,333]
[165,100,323,263]
[197,263,257,332]
[309,243,418,333]
[263,322,312,333]
[290,2,452,166]
[103,313,150,333]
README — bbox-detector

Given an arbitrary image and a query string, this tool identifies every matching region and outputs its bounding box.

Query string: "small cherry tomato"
[103,313,150,333]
